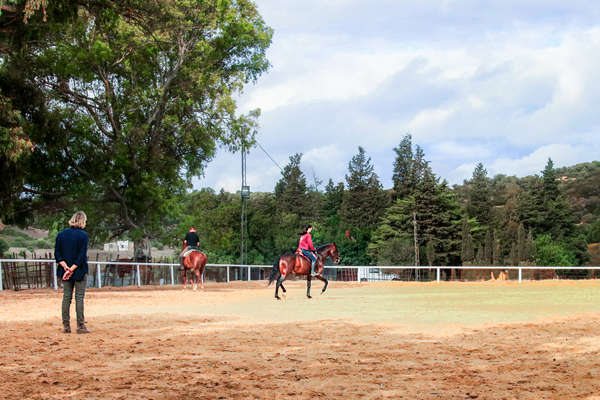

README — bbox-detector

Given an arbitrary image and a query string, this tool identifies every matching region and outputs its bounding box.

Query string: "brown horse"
[268,243,340,300]
[181,246,208,291]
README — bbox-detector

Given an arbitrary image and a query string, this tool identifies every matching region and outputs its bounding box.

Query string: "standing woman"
[55,211,90,334]
[298,224,317,275]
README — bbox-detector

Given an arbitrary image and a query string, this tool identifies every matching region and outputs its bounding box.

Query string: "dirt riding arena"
[2,280,600,399]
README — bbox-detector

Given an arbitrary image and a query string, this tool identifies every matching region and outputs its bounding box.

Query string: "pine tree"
[392,135,414,200]
[392,134,430,200]
[274,153,311,219]
[370,170,461,266]
[517,222,527,262]
[484,230,493,264]
[492,230,501,265]
[340,146,389,230]
[460,218,475,264]
[509,243,518,265]
[467,162,492,228]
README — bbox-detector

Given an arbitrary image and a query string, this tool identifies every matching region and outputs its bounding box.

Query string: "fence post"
[518,267,522,284]
[436,268,440,283]
[97,263,102,289]
[52,261,58,290]
[136,264,141,286]
[0,261,3,291]
[170,265,174,286]
[357,268,360,282]
[247,266,251,281]
[227,266,230,283]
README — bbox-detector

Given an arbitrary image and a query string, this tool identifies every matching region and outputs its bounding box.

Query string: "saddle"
[295,249,319,271]
[295,248,310,261]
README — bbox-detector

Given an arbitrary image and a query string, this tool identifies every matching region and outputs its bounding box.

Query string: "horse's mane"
[316,243,332,251]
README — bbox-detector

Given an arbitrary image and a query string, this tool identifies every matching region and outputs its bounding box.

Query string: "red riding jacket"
[298,233,316,252]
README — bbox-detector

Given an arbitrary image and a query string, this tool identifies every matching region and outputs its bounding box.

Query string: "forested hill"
[452,160,600,226]
[555,161,600,224]
[2,133,599,267]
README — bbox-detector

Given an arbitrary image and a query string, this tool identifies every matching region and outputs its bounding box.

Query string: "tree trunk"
[134,237,152,262]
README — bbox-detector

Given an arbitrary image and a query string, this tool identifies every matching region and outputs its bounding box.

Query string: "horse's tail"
[268,256,281,286]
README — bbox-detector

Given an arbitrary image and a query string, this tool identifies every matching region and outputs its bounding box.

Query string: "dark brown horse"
[181,246,208,291]
[268,243,340,300]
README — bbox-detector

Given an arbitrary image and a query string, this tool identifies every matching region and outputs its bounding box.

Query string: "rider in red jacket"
[298,225,317,275]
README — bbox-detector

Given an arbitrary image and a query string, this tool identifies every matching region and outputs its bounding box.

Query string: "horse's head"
[330,243,340,264]
[317,243,340,264]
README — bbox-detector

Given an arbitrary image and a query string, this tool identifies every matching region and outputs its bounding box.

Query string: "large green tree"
[1,0,272,258]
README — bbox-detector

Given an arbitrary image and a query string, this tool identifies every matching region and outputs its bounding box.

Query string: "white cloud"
[198,2,600,193]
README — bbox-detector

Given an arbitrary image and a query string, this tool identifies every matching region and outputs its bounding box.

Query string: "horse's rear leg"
[306,275,312,299]
[275,274,285,300]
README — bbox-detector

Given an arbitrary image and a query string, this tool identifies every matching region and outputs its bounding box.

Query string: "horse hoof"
[275,296,281,300]
[307,295,312,299]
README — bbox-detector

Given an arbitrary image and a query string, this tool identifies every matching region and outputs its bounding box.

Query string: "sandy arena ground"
[2,280,600,399]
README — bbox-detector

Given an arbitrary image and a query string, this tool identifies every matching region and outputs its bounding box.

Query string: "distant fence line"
[1,259,600,291]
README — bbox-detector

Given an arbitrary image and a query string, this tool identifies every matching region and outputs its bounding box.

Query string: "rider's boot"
[179,254,185,271]
[76,323,90,334]
[310,259,316,276]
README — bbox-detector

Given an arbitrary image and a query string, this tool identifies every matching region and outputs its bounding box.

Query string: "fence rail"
[1,259,600,291]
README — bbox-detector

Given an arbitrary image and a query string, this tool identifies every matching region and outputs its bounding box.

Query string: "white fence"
[1,259,600,291]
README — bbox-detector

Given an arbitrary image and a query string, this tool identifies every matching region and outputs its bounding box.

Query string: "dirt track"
[1,281,600,399]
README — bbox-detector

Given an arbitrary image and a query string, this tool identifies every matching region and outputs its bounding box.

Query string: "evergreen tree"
[392,134,429,200]
[492,230,501,265]
[322,179,344,218]
[274,153,311,219]
[466,162,492,228]
[340,146,389,230]
[460,218,475,264]
[509,243,518,265]
[392,134,414,200]
[517,223,527,262]
[369,170,461,266]
[484,230,493,264]
[539,158,576,239]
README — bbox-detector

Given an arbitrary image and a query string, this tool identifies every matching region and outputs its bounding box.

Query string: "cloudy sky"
[193,1,600,193]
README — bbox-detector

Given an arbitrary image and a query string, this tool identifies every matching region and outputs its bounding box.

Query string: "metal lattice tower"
[240,144,250,265]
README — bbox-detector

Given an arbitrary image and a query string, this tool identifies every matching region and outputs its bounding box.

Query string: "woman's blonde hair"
[69,211,87,229]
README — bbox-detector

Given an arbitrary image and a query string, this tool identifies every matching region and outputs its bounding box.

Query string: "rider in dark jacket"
[180,227,200,269]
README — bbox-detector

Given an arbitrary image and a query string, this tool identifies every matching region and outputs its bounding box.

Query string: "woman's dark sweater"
[54,227,89,281]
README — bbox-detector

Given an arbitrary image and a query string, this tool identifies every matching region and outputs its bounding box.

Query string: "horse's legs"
[306,274,312,299]
[314,274,329,294]
[193,269,198,291]
[280,282,286,293]
[182,269,187,290]
[200,268,205,290]
[275,274,285,300]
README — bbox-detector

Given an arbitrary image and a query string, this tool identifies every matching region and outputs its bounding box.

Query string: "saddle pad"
[183,249,198,258]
